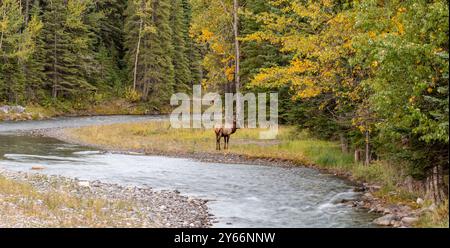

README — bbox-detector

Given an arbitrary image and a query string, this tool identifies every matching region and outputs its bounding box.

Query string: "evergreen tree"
[22,5,46,102]
[125,0,174,106]
[170,0,191,92]
[40,0,96,99]
[240,0,288,86]
[181,0,202,86]
[89,0,127,93]
[0,0,42,103]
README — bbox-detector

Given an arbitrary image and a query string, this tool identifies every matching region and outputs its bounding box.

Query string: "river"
[0,116,379,227]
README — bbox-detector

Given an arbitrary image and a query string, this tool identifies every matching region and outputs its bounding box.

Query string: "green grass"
[416,200,449,228]
[66,121,401,185]
[64,121,449,227]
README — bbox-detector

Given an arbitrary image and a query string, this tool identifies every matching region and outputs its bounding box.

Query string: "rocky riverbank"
[342,184,434,228]
[0,169,212,228]
[0,105,42,121]
[29,127,428,228]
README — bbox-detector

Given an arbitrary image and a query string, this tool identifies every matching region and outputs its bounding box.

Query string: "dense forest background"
[0,0,448,203]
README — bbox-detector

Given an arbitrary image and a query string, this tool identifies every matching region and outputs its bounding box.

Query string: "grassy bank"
[0,175,142,227]
[63,120,449,227]
[64,121,400,183]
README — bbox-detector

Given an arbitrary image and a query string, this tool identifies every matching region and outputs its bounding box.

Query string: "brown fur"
[214,120,238,150]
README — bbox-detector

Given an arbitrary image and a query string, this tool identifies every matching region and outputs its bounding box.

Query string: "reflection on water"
[0,117,379,228]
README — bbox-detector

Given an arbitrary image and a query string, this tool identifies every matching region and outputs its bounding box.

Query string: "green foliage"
[40,0,97,99]
[123,87,142,102]
[352,0,449,178]
[170,0,192,92]
[1,0,448,203]
[0,0,202,110]
[237,0,448,189]
[0,0,43,103]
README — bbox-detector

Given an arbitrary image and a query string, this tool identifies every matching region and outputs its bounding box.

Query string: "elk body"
[214,120,238,150]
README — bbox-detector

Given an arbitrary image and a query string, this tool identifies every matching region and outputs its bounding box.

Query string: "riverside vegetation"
[61,121,447,227]
[0,169,211,227]
[0,0,448,227]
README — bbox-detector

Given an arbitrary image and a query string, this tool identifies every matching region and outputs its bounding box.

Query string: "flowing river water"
[0,116,379,227]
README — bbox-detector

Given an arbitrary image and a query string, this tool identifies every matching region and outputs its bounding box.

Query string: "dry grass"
[416,200,449,228]
[66,121,401,185]
[66,121,345,166]
[63,120,448,227]
[0,175,140,227]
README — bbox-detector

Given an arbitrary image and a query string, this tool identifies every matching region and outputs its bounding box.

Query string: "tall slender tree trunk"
[133,18,143,91]
[50,0,58,99]
[233,0,241,120]
[25,0,30,25]
[339,133,349,153]
[52,31,58,98]
[426,165,447,204]
[0,9,5,51]
[365,130,371,165]
[0,31,4,52]
[23,0,30,100]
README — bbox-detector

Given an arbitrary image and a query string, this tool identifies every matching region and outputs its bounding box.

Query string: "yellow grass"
[64,120,449,227]
[66,121,398,184]
[0,175,145,227]
[66,121,346,166]
[416,200,449,228]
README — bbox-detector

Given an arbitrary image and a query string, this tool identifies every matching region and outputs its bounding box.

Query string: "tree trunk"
[0,31,3,52]
[339,133,349,154]
[425,165,447,204]
[25,0,30,25]
[365,131,371,165]
[233,0,241,119]
[354,149,361,163]
[52,28,58,99]
[0,9,5,51]
[133,18,143,91]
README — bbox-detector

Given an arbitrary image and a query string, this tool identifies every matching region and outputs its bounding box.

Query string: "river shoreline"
[1,115,429,228]
[0,168,212,228]
[30,127,424,228]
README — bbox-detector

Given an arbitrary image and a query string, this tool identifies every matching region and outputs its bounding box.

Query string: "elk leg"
[225,136,229,150]
[216,136,221,150]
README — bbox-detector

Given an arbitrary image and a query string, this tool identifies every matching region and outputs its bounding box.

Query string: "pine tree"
[125,0,174,106]
[40,0,96,99]
[170,0,191,92]
[240,0,288,86]
[143,0,174,103]
[22,6,46,102]
[0,0,42,103]
[88,0,127,93]
[181,0,202,86]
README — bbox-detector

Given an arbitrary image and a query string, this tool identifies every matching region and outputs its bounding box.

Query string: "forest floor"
[40,120,448,228]
[0,169,211,228]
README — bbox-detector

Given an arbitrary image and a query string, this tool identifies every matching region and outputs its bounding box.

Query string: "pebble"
[78,181,90,187]
[416,198,424,205]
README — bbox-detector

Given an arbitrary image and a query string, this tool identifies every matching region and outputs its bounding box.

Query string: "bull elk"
[214,119,239,150]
